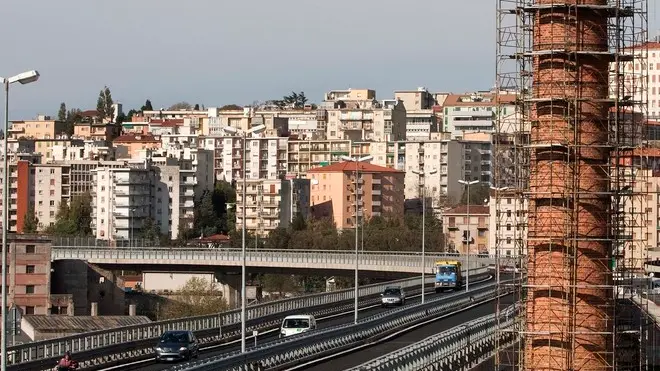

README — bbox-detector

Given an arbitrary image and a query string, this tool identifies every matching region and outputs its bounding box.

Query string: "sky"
[0,0,658,120]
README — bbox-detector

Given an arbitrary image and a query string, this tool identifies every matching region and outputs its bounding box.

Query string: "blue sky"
[0,0,658,119]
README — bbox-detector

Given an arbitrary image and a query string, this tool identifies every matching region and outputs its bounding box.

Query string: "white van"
[279,315,316,338]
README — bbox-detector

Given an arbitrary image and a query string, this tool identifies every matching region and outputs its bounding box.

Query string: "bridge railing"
[7,267,490,368]
[51,247,496,269]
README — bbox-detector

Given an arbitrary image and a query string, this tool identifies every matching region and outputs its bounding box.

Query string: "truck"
[434,260,462,293]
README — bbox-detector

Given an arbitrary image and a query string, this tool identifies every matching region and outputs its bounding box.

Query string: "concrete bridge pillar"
[215,272,241,308]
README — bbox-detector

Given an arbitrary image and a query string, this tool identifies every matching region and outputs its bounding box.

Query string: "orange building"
[307,162,404,229]
[112,134,161,158]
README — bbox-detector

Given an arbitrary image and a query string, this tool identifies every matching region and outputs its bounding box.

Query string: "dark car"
[381,286,406,307]
[155,330,200,362]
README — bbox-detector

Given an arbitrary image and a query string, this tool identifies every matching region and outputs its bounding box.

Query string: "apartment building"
[488,189,527,257]
[91,164,152,240]
[8,235,53,316]
[287,139,351,176]
[612,41,659,118]
[235,178,310,236]
[442,91,516,139]
[151,164,195,239]
[207,109,289,138]
[461,132,493,184]
[395,88,437,140]
[72,122,118,142]
[321,89,407,142]
[442,205,490,254]
[51,141,115,162]
[8,115,68,140]
[307,162,404,229]
[113,134,161,158]
[210,136,288,183]
[32,163,69,230]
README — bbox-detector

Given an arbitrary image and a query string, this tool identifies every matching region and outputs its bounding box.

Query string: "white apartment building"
[210,136,288,183]
[91,164,151,240]
[235,178,310,236]
[51,141,115,162]
[462,132,494,184]
[321,89,407,142]
[151,164,195,239]
[32,163,69,230]
[442,91,516,139]
[395,88,438,140]
[610,41,659,118]
[488,190,527,257]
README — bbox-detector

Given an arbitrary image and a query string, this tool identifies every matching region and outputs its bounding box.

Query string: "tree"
[275,91,309,109]
[57,103,67,122]
[260,274,298,298]
[23,204,38,233]
[193,190,220,237]
[159,277,228,319]
[126,109,138,122]
[140,99,153,112]
[140,217,161,243]
[63,108,83,136]
[460,183,490,205]
[46,193,92,236]
[211,180,236,233]
[96,86,114,122]
[291,211,306,231]
[219,104,242,111]
[168,102,192,110]
[193,103,200,110]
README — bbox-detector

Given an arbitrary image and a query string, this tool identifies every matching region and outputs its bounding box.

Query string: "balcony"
[372,178,381,185]
[372,200,381,206]
[339,121,364,131]
[372,189,381,196]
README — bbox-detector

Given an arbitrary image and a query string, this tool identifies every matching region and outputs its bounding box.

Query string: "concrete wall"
[142,272,215,292]
[51,260,125,315]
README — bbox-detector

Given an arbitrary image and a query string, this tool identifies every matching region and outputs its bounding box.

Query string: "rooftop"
[444,205,490,215]
[23,315,151,334]
[113,134,160,143]
[308,161,403,174]
[442,93,516,107]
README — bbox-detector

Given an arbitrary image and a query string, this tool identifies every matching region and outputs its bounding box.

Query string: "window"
[507,224,512,231]
[50,200,55,206]
[25,265,35,274]
[24,306,34,315]
[25,285,35,294]
[25,245,35,254]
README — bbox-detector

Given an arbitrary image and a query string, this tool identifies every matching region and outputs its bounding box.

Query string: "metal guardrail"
[346,305,520,371]
[51,246,496,272]
[170,275,499,371]
[7,268,489,370]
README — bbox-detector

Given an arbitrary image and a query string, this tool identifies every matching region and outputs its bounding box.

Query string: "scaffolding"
[495,0,649,370]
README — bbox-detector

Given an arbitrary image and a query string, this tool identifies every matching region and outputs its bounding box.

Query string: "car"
[280,314,317,338]
[381,286,406,307]
[155,330,200,362]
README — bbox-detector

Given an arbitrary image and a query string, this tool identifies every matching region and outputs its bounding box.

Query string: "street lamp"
[222,124,265,353]
[412,169,437,304]
[340,154,373,324]
[1,70,39,371]
[458,179,479,292]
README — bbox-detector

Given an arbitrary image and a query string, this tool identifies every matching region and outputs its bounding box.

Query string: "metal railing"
[6,268,490,370]
[51,247,496,272]
[346,305,520,371]
[172,274,499,371]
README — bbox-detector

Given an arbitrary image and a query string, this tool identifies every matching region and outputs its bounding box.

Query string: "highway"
[108,275,495,371]
[295,294,513,371]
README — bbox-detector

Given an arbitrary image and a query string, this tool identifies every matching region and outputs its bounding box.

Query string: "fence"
[7,268,490,370]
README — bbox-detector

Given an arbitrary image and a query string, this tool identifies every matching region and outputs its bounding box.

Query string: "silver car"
[381,286,406,307]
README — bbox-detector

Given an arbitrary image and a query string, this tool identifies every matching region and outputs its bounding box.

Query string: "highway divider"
[345,304,520,371]
[7,268,491,371]
[170,278,502,371]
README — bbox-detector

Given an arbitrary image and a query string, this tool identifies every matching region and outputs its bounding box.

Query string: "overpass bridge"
[50,247,498,276]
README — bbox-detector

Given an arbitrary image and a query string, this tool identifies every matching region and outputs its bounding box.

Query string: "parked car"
[381,286,406,307]
[155,330,200,362]
[280,314,317,338]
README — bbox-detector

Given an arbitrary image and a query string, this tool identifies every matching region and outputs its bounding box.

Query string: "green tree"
[23,204,38,233]
[212,181,236,233]
[460,183,490,205]
[219,104,242,111]
[46,193,92,236]
[260,274,298,298]
[291,211,306,231]
[141,99,153,112]
[194,190,219,237]
[96,86,114,122]
[57,103,66,122]
[168,102,192,110]
[140,217,161,243]
[160,277,228,319]
[193,103,200,110]
[264,227,290,250]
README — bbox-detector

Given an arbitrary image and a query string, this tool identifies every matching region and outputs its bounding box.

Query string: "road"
[298,294,513,371]
[112,276,495,371]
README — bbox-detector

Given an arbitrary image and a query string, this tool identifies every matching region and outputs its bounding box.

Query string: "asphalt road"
[302,294,514,371]
[116,276,496,371]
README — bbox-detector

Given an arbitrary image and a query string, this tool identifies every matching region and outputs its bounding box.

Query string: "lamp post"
[0,70,39,371]
[458,179,479,292]
[412,169,437,304]
[340,155,373,324]
[222,124,265,353]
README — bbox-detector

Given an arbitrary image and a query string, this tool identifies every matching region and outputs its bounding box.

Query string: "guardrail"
[171,276,501,371]
[7,268,490,370]
[346,305,520,371]
[51,247,496,272]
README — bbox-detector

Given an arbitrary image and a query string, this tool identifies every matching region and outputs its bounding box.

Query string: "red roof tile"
[444,205,489,215]
[113,134,159,143]
[307,161,403,174]
[81,110,99,117]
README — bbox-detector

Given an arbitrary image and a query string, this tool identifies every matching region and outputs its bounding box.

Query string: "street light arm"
[7,70,39,85]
